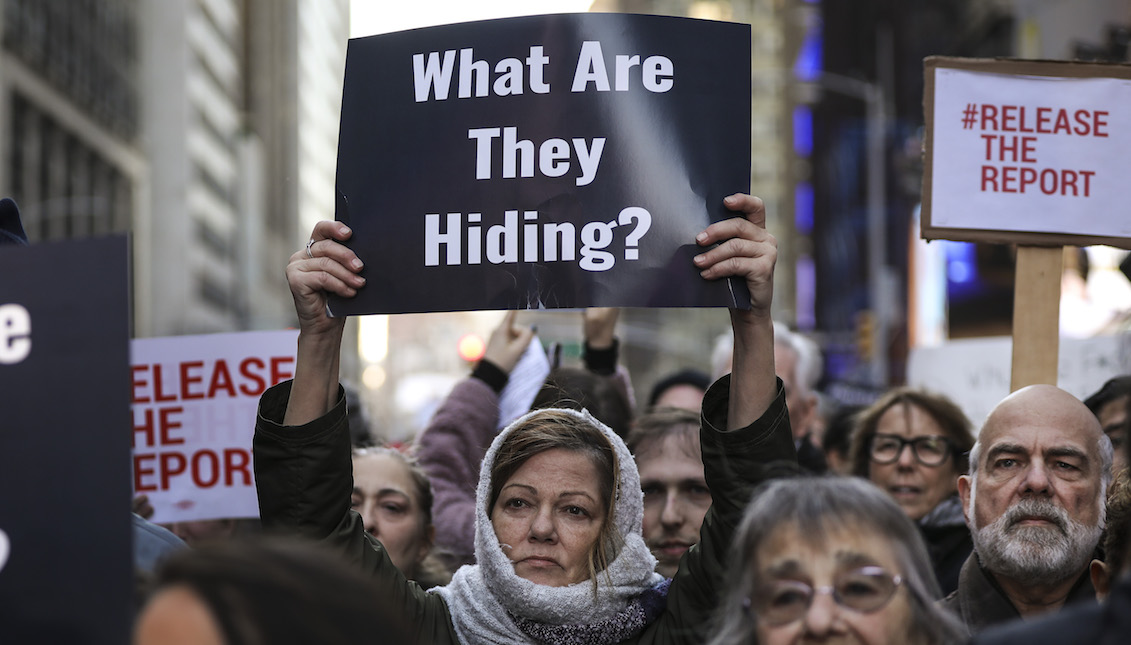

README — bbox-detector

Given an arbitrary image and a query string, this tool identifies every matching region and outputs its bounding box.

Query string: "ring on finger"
[305,238,315,259]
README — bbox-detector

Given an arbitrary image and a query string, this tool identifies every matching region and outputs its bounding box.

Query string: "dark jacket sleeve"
[632,374,796,644]
[414,376,501,568]
[253,380,458,645]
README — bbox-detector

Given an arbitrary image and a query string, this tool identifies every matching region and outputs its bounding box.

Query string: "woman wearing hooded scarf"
[253,193,796,644]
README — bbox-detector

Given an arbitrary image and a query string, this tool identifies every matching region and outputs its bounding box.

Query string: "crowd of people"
[32,187,1118,643]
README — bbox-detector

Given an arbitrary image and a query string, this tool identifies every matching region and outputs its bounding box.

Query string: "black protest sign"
[330,13,751,315]
[0,236,132,644]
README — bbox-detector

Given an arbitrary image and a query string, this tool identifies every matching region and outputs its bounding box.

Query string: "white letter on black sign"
[487,211,519,263]
[0,303,31,364]
[580,221,616,271]
[467,213,482,264]
[469,128,501,180]
[413,51,457,102]
[615,55,640,91]
[643,55,674,92]
[528,46,550,94]
[574,138,605,187]
[458,49,490,98]
[502,128,535,179]
[425,213,462,266]
[540,139,570,178]
[572,41,610,92]
[494,58,525,96]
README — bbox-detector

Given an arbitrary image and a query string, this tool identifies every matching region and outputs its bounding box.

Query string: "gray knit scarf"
[510,578,671,644]
[433,407,665,644]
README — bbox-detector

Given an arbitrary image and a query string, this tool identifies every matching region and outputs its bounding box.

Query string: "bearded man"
[944,384,1113,634]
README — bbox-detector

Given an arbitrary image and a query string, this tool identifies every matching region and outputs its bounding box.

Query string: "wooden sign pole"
[920,58,1130,393]
[1010,245,1062,391]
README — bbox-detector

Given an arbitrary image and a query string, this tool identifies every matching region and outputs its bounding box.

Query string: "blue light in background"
[795,181,814,234]
[944,240,980,299]
[793,21,822,82]
[793,105,813,156]
[796,254,816,330]
[945,241,975,282]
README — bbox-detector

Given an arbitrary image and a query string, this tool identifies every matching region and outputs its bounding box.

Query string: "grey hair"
[710,331,734,381]
[709,323,822,394]
[968,432,1114,524]
[773,322,822,396]
[708,477,967,645]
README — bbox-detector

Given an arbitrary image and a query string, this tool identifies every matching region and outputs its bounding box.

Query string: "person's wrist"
[582,337,618,375]
[585,337,615,351]
[730,306,773,326]
[297,309,346,335]
[296,324,345,356]
[472,359,509,393]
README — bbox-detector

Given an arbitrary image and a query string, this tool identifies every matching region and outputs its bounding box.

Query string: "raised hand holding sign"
[330,13,752,314]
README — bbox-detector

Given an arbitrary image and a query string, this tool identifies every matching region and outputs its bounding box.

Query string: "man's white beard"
[971,497,1102,587]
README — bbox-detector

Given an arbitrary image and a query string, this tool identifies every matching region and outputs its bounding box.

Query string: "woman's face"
[753,522,916,645]
[351,452,432,578]
[490,448,606,587]
[868,403,959,522]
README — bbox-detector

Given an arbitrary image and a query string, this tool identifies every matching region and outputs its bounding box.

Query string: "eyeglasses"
[747,566,903,626]
[870,434,952,466]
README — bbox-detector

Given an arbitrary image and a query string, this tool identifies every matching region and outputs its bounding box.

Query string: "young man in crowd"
[625,407,710,578]
[945,384,1113,633]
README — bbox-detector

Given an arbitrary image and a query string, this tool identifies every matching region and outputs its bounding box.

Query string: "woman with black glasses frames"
[848,388,976,595]
[709,477,966,645]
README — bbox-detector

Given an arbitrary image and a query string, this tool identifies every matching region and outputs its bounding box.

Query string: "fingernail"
[355,276,366,285]
[351,259,363,270]
[724,195,737,204]
[694,254,705,264]
[696,232,707,243]
[339,225,351,235]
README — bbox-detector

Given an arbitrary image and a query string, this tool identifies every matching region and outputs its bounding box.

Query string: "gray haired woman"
[710,477,967,645]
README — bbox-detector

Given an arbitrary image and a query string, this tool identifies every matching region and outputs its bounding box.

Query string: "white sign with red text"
[929,67,1131,240]
[908,333,1131,427]
[131,330,297,523]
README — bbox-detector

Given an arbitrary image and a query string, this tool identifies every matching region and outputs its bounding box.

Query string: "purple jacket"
[415,376,500,568]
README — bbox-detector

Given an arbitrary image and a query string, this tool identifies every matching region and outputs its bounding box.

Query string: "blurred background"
[3,0,1128,441]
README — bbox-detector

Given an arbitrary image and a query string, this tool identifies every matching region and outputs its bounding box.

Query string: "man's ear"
[957,475,973,525]
[1090,559,1111,601]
